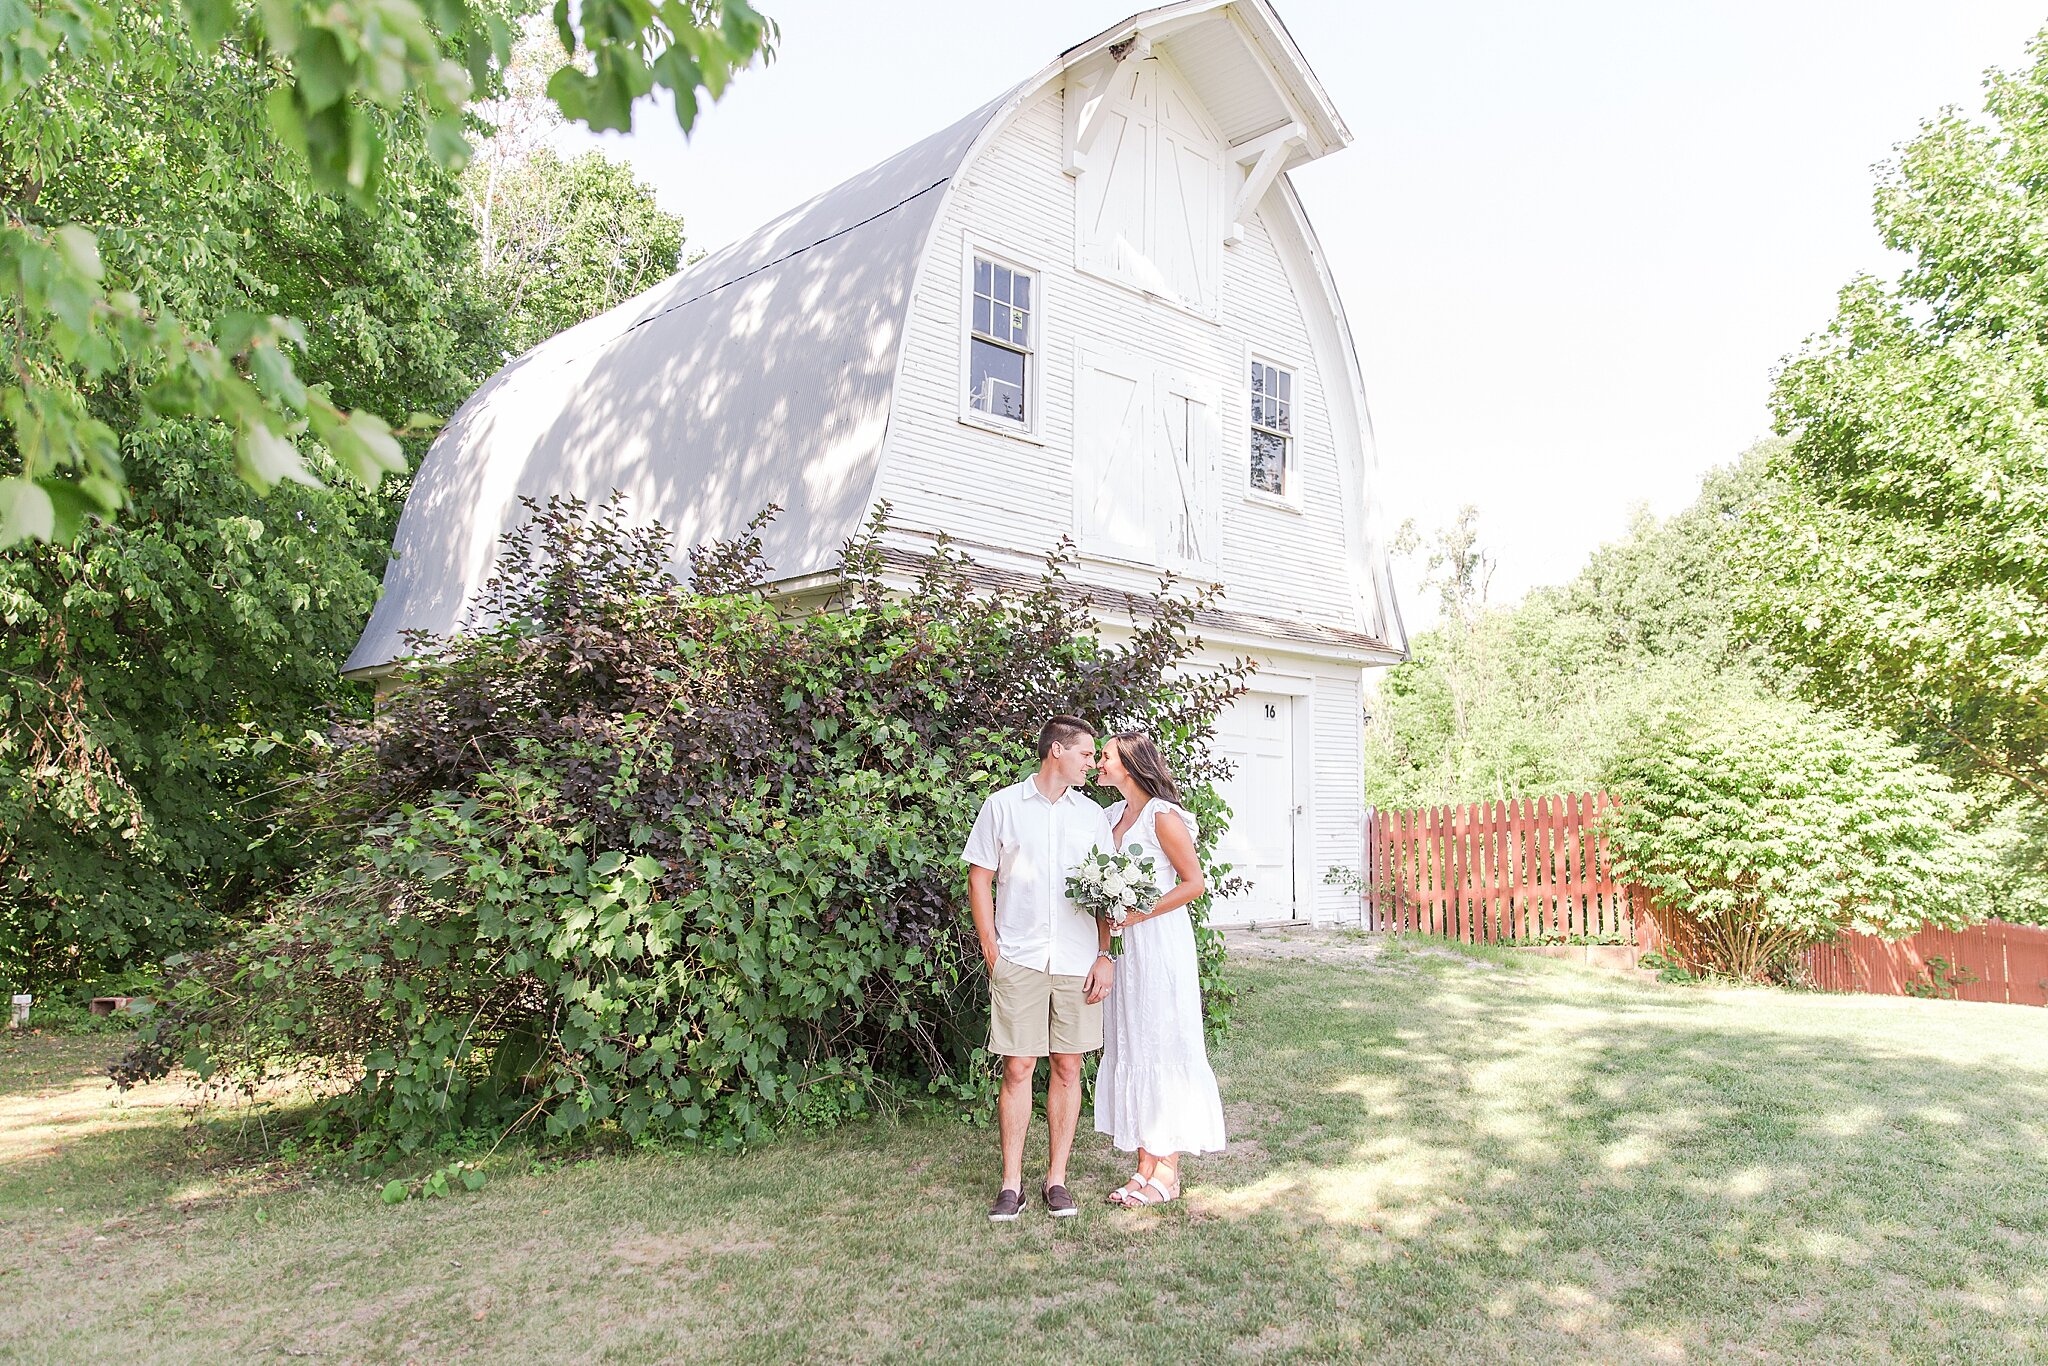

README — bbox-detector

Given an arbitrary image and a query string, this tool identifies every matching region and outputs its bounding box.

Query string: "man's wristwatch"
[1097,951,1115,962]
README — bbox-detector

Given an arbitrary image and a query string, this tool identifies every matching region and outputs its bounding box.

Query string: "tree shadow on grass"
[8,960,2047,1364]
[1195,952,2048,1362]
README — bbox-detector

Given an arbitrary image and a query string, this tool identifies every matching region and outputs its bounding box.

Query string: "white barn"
[345,0,1408,926]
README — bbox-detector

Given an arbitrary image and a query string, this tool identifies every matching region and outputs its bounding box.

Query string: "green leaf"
[238,423,321,489]
[181,0,236,48]
[0,477,56,546]
[38,477,105,542]
[52,224,103,281]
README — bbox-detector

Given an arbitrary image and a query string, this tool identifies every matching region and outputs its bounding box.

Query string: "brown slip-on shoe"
[989,1186,1026,1222]
[1041,1183,1078,1217]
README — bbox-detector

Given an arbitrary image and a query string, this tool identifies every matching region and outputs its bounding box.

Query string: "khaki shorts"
[989,956,1102,1058]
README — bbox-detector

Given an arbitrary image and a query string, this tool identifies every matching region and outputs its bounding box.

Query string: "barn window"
[1249,359,1293,497]
[968,256,1034,427]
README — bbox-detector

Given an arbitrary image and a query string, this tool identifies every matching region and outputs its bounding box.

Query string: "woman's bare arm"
[1127,808,1205,925]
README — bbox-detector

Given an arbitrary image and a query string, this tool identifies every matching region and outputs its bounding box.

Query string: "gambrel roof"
[347,0,1399,677]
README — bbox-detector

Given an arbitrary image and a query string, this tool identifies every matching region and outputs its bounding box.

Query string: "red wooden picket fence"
[1364,793,1633,943]
[1363,791,2048,1006]
[1804,920,2048,1007]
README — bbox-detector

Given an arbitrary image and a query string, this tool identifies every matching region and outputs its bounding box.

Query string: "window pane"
[994,265,1012,304]
[1013,274,1031,314]
[973,296,991,337]
[1005,304,1029,347]
[1271,397,1290,434]
[1250,430,1288,495]
[1276,369,1291,402]
[975,258,992,295]
[970,338,1028,424]
[1251,362,1266,395]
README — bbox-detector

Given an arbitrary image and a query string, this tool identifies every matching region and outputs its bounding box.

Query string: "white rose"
[1118,888,1138,909]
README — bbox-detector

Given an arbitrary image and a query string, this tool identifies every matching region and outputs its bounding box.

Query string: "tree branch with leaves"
[0,0,774,547]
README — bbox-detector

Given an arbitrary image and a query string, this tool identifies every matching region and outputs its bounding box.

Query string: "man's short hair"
[1037,714,1096,760]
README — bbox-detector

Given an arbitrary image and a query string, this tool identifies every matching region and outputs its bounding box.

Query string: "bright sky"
[564,0,2046,623]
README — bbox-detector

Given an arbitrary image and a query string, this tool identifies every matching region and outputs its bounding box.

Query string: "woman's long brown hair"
[1111,730,1185,805]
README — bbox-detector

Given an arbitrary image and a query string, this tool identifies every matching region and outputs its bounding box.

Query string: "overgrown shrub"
[1603,696,1998,980]
[118,497,1247,1155]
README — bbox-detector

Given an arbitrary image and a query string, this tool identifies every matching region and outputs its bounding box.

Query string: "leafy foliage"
[464,147,686,360]
[1603,696,1996,980]
[0,18,700,988]
[460,20,689,360]
[0,0,771,545]
[119,499,1247,1155]
[1734,29,2048,802]
[1365,461,1769,809]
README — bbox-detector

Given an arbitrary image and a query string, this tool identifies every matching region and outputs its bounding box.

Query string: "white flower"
[1102,872,1127,896]
[1117,888,1137,909]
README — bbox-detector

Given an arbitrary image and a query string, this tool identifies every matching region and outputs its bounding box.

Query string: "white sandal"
[1118,1173,1179,1207]
[1107,1172,1147,1206]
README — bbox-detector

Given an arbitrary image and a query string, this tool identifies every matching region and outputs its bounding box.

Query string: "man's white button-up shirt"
[961,776,1113,977]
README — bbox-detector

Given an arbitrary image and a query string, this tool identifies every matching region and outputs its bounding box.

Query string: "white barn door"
[1151,74,1223,311]
[1072,58,1223,315]
[1155,367,1218,569]
[1075,348,1154,561]
[1077,352,1217,569]
[1210,691,1297,925]
[1075,64,1152,286]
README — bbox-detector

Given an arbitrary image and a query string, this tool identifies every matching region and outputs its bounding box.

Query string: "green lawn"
[5,937,2045,1364]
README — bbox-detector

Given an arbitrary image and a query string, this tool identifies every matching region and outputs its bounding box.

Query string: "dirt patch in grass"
[1222,928,1392,965]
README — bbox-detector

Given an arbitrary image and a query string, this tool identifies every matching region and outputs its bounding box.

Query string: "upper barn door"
[1154,367,1219,570]
[1075,64,1153,288]
[1075,347,1155,562]
[1150,70,1223,313]
[1073,58,1223,315]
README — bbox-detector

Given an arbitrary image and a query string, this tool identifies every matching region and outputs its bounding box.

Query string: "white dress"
[1093,797,1227,1156]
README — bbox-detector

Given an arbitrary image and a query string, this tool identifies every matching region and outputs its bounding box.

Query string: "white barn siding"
[878,87,1077,552]
[876,80,1358,634]
[1310,662,1365,926]
[1216,210,1350,624]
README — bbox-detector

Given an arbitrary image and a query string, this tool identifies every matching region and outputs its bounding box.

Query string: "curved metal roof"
[345,91,1012,675]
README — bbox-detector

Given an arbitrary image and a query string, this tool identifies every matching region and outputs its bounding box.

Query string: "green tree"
[1566,454,1768,667]
[1734,29,2048,800]
[461,26,688,359]
[0,17,701,987]
[0,0,772,546]
[1606,695,1995,980]
[0,23,491,985]
[1365,470,1765,809]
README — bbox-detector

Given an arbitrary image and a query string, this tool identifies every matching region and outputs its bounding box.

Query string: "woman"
[1093,730,1227,1205]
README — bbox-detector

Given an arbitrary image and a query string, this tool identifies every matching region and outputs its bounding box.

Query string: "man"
[961,714,1117,1221]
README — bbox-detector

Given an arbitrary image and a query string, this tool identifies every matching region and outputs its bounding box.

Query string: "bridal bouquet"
[1065,844,1161,956]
